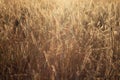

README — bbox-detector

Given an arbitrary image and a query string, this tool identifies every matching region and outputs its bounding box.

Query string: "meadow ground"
[0,0,120,80]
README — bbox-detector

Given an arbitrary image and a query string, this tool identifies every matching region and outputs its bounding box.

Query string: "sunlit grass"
[0,0,120,80]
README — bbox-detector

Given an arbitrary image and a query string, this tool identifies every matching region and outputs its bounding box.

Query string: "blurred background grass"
[0,0,120,80]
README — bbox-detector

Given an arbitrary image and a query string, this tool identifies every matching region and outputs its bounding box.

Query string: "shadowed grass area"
[0,0,120,80]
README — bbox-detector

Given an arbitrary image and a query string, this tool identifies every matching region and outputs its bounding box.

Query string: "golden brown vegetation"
[0,0,120,80]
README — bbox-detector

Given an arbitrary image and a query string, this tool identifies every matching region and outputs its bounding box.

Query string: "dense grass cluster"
[0,0,120,80]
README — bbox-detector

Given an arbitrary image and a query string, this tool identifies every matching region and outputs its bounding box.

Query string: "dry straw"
[0,0,120,80]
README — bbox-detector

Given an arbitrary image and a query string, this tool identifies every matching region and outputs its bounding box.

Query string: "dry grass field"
[0,0,120,80]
